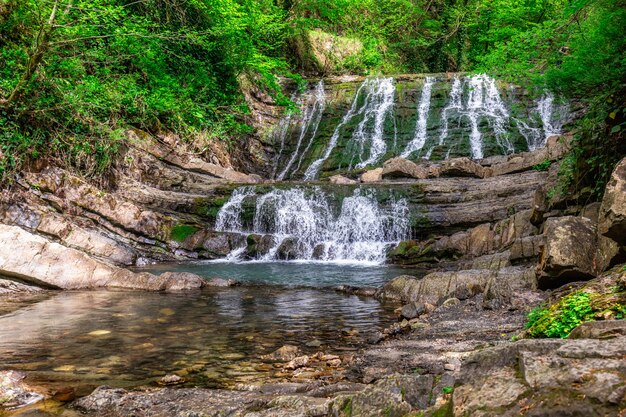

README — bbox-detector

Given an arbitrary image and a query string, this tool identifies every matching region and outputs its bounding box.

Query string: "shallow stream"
[0,263,410,399]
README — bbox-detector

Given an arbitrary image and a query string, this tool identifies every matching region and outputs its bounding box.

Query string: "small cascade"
[304,82,367,180]
[215,187,410,264]
[348,78,396,169]
[401,76,435,158]
[276,80,326,180]
[425,77,462,159]
[516,92,566,151]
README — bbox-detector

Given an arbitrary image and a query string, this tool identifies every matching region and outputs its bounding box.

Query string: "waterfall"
[304,82,366,180]
[276,80,326,180]
[349,78,396,169]
[214,187,410,264]
[516,92,565,151]
[401,77,435,158]
[425,77,463,159]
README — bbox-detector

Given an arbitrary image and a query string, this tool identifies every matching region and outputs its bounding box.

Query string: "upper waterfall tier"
[270,74,569,180]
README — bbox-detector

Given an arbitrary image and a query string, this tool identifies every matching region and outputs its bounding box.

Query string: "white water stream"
[215,187,410,264]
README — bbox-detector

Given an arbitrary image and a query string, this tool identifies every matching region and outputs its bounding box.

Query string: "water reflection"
[0,287,396,394]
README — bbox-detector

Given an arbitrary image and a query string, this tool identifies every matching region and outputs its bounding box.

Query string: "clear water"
[0,286,398,397]
[142,261,413,287]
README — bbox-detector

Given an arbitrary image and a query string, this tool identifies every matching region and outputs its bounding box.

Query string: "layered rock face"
[268,74,569,180]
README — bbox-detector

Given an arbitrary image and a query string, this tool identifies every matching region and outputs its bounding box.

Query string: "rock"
[378,268,536,308]
[381,157,428,179]
[453,335,626,416]
[201,233,232,256]
[305,339,322,348]
[157,272,205,291]
[52,387,76,402]
[127,128,258,183]
[329,175,357,185]
[0,371,44,409]
[438,157,484,178]
[0,278,43,295]
[245,234,276,258]
[263,345,300,361]
[284,356,309,370]
[276,238,298,260]
[443,363,456,371]
[333,285,378,297]
[569,320,626,339]
[360,168,383,183]
[440,297,460,307]
[204,277,239,287]
[598,156,626,245]
[400,302,426,320]
[538,216,598,289]
[158,374,184,386]
[0,224,203,291]
[326,358,341,367]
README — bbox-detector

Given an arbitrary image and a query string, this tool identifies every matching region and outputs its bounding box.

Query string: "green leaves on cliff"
[526,286,626,338]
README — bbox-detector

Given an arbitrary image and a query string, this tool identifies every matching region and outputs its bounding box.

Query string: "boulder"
[245,234,276,258]
[569,320,626,339]
[538,216,597,289]
[598,156,626,245]
[0,224,204,291]
[381,157,428,179]
[438,157,484,178]
[360,168,383,183]
[399,302,426,320]
[276,238,298,260]
[377,267,536,306]
[329,175,357,185]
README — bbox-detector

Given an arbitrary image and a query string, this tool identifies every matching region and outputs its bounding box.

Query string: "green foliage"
[532,160,552,172]
[526,291,593,338]
[170,224,199,242]
[442,386,454,394]
[0,0,291,181]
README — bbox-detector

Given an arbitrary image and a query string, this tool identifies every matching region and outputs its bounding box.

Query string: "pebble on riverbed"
[158,374,185,386]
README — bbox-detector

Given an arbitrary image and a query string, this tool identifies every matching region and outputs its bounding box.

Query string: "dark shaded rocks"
[245,234,276,258]
[276,238,298,260]
[599,156,626,245]
[538,216,597,289]
[400,302,426,320]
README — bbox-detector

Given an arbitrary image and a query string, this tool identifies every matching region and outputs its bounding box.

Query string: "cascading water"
[276,80,326,180]
[402,77,435,158]
[281,74,568,180]
[304,82,366,180]
[347,78,396,170]
[515,92,567,151]
[215,187,410,264]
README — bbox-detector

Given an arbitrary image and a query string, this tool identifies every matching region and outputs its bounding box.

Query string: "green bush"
[526,291,593,338]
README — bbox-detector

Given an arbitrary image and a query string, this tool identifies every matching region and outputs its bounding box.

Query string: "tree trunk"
[0,1,59,109]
